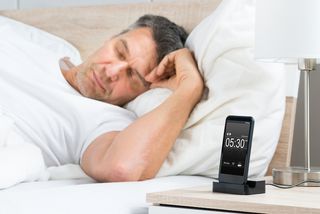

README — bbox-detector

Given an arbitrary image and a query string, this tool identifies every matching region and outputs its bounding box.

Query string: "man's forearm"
[101,86,201,180]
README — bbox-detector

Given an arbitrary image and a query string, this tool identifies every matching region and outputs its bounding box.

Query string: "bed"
[0,176,213,214]
[0,0,297,213]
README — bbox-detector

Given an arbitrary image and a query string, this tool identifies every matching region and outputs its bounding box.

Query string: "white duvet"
[0,16,86,188]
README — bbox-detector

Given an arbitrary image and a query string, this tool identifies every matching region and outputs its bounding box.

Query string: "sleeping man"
[0,14,204,187]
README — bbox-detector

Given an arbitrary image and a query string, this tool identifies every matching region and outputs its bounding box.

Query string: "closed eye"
[116,39,130,61]
[116,48,126,60]
[126,68,134,78]
[133,69,151,88]
[126,68,149,89]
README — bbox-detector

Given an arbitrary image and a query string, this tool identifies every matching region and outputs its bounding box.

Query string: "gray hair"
[123,14,188,64]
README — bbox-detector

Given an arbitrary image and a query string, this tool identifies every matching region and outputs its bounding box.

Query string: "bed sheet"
[0,175,213,214]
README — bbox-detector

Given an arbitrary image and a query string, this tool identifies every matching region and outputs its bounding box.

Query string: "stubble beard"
[76,62,112,102]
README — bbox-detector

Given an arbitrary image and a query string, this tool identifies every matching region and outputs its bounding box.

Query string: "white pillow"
[0,15,81,64]
[126,0,286,179]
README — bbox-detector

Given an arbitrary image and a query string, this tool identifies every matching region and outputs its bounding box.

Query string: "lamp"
[255,0,320,186]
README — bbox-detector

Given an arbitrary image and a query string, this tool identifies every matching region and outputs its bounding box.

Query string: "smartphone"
[218,115,255,184]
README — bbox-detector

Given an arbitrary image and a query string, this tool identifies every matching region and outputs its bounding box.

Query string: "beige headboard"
[0,0,296,176]
[0,0,220,60]
[267,97,296,175]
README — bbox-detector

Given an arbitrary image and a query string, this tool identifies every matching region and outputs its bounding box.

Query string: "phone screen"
[220,120,251,176]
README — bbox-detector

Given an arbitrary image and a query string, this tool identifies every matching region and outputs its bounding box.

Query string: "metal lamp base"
[273,167,320,186]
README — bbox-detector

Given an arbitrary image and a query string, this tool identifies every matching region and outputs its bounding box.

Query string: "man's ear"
[59,57,75,72]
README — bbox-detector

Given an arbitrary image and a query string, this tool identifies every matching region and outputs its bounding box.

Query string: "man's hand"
[145,48,204,104]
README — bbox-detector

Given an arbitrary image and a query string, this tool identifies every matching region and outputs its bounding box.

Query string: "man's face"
[76,27,157,106]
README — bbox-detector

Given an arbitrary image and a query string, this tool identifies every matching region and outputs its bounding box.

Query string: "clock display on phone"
[220,121,251,176]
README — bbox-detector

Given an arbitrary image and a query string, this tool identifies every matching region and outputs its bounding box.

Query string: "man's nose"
[105,61,129,81]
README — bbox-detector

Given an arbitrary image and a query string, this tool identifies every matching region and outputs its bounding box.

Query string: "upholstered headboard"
[0,0,221,60]
[0,0,296,176]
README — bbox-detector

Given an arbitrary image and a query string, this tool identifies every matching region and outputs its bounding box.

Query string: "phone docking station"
[214,116,265,195]
[212,180,265,195]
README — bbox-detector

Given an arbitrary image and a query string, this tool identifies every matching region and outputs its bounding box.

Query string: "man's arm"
[81,48,204,182]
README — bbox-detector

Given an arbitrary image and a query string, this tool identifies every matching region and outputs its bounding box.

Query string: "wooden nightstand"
[147,184,320,214]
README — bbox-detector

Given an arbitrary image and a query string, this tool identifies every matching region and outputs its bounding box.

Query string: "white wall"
[0,0,18,10]
[0,0,152,10]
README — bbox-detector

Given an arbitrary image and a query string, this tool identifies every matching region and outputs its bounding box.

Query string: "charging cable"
[266,180,320,189]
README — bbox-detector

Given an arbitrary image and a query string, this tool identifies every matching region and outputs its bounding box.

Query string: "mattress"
[0,176,213,214]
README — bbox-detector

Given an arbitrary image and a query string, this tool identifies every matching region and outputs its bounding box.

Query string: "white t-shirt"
[0,26,136,167]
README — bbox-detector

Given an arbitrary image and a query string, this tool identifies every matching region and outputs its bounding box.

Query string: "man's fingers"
[145,67,158,82]
[148,48,203,99]
[150,75,177,91]
[155,54,172,76]
[150,81,168,89]
[146,70,175,83]
[146,54,176,83]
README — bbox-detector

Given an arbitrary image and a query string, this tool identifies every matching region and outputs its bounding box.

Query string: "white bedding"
[0,15,87,188]
[0,176,213,214]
